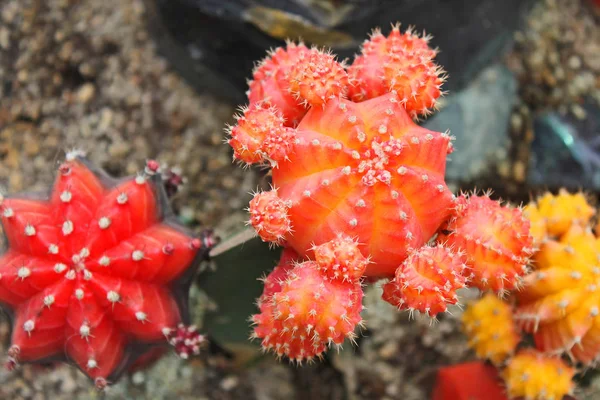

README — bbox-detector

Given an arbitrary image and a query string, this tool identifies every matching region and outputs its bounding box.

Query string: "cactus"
[515,223,600,363]
[535,189,594,237]
[513,191,600,364]
[462,293,520,365]
[252,241,364,361]
[439,194,534,294]
[382,244,468,317]
[503,350,575,400]
[242,92,455,276]
[247,42,311,127]
[227,24,533,362]
[347,24,445,119]
[0,153,213,387]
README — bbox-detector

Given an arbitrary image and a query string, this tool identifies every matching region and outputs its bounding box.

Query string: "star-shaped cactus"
[0,152,212,387]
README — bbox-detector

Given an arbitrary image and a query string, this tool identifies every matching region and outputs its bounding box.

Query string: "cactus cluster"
[227,24,534,362]
[0,153,212,387]
[460,189,598,399]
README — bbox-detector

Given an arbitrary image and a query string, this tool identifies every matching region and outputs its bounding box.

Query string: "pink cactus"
[0,153,212,387]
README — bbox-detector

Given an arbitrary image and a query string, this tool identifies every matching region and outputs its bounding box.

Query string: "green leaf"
[199,231,282,357]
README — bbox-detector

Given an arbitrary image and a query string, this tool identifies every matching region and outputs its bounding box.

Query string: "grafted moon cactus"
[0,153,212,387]
[228,24,533,362]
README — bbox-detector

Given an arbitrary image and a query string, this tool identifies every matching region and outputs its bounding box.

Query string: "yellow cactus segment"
[462,293,520,364]
[503,350,575,400]
[523,203,547,246]
[516,223,600,363]
[536,189,595,237]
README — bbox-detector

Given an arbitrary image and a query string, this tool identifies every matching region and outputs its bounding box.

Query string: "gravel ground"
[0,0,598,399]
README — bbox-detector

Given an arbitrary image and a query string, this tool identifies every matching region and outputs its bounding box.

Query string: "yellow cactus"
[523,202,547,246]
[515,224,600,363]
[536,189,595,237]
[462,293,520,364]
[503,350,575,400]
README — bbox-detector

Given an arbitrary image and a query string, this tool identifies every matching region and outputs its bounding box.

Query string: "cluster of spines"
[462,293,520,365]
[439,193,534,294]
[382,244,468,317]
[251,239,365,362]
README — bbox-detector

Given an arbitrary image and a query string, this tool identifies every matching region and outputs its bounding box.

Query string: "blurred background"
[0,0,598,398]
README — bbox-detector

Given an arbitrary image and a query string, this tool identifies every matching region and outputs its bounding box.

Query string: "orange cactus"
[248,42,310,127]
[227,103,296,166]
[382,244,467,316]
[439,194,534,293]
[347,25,445,118]
[269,93,455,277]
[503,350,575,400]
[288,48,349,107]
[247,189,292,244]
[229,23,535,363]
[462,293,520,365]
[252,238,364,361]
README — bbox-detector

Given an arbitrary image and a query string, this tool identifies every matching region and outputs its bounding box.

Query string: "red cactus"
[382,244,468,316]
[252,238,364,361]
[0,154,211,387]
[347,25,445,118]
[248,42,310,127]
[438,194,534,293]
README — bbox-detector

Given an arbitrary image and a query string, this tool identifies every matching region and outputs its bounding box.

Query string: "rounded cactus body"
[272,94,454,277]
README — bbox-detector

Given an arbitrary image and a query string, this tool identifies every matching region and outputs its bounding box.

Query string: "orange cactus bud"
[248,189,292,244]
[272,93,454,277]
[347,25,444,118]
[439,194,534,293]
[312,235,368,283]
[252,260,364,362]
[382,244,467,317]
[503,350,575,400]
[227,103,288,164]
[248,43,310,127]
[462,293,520,365]
[288,48,349,107]
[515,224,600,363]
[536,189,595,237]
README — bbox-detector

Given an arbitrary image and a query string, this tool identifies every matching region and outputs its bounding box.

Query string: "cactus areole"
[0,153,212,388]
